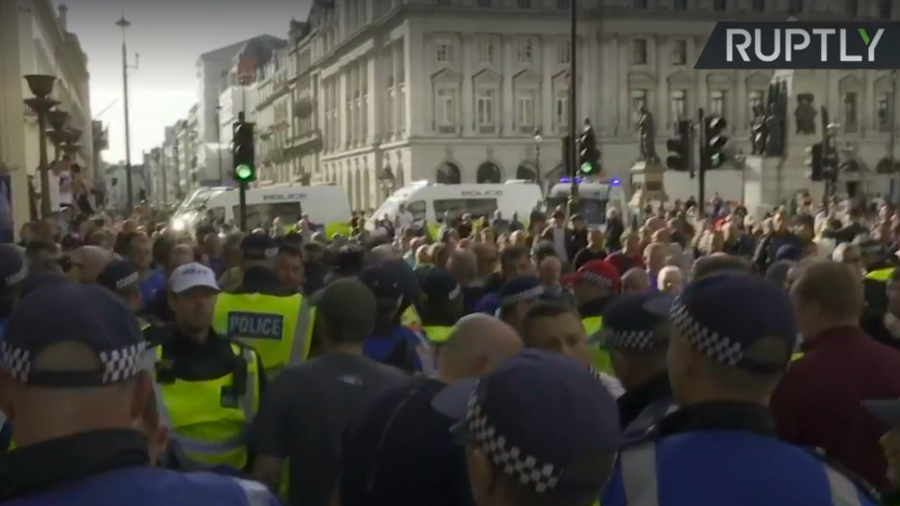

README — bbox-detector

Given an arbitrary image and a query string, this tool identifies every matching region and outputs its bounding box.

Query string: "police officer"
[359,265,431,373]
[601,292,674,437]
[562,259,621,375]
[496,275,551,335]
[150,262,266,473]
[602,274,879,506]
[97,260,162,331]
[0,245,26,346]
[417,269,465,344]
[214,234,315,377]
[0,282,279,506]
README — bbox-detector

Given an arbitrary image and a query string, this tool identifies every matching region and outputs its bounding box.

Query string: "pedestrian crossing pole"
[566,0,579,217]
[697,107,706,218]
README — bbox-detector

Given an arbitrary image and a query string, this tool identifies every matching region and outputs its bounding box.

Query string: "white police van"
[170,183,352,235]
[365,180,543,232]
[546,177,631,230]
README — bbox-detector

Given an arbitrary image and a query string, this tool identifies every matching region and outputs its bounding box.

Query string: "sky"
[60,0,311,164]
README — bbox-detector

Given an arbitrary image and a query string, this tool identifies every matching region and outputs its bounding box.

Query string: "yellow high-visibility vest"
[153,343,260,471]
[584,316,614,376]
[214,292,315,378]
[424,325,454,344]
[867,268,895,282]
[401,305,423,334]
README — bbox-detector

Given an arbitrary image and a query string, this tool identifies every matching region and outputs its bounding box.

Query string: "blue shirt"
[139,270,166,309]
[363,326,426,373]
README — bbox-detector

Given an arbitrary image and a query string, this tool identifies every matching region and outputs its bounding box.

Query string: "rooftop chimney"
[57,4,68,32]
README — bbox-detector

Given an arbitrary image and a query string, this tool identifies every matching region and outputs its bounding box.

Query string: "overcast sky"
[60,0,310,164]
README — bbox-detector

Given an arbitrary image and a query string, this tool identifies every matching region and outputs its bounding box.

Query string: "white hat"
[169,262,220,294]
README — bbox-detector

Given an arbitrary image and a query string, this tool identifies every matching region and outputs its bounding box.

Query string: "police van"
[365,180,543,232]
[170,183,352,236]
[547,177,631,230]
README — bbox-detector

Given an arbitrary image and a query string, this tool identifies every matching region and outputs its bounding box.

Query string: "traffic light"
[703,116,728,169]
[805,142,824,181]
[665,120,691,171]
[232,120,256,183]
[562,135,573,177]
[578,125,601,175]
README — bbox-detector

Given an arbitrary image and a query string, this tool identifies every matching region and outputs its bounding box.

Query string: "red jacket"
[771,326,900,491]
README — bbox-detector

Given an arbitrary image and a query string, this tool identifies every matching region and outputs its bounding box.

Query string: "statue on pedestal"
[794,93,817,135]
[750,104,768,155]
[638,106,658,162]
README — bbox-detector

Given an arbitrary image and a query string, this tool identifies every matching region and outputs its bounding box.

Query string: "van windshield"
[546,197,608,225]
[372,196,405,221]
[176,189,224,214]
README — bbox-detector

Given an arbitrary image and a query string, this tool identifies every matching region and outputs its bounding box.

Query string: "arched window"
[516,163,537,181]
[437,162,461,184]
[476,162,502,183]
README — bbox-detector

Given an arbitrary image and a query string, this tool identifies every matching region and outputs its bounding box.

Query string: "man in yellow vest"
[149,262,265,472]
[213,235,315,378]
[561,259,621,375]
[418,268,466,344]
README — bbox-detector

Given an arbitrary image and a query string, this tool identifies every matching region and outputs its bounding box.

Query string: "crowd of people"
[2,192,900,506]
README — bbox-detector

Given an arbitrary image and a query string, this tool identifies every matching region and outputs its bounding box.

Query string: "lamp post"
[216,104,224,185]
[533,127,543,191]
[47,108,70,162]
[117,14,138,215]
[23,74,60,218]
[891,70,898,204]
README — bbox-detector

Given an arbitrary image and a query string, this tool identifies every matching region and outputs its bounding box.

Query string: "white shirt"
[396,210,414,229]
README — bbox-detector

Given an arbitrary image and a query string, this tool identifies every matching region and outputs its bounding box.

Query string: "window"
[632,39,648,65]
[476,88,496,131]
[516,91,536,131]
[748,90,764,124]
[557,0,570,9]
[436,88,456,132]
[673,0,686,9]
[555,90,569,129]
[477,39,494,64]
[843,92,858,132]
[407,201,427,223]
[433,198,499,222]
[845,0,858,15]
[435,40,451,63]
[517,38,534,64]
[751,0,765,12]
[557,40,571,64]
[881,0,893,19]
[789,0,803,14]
[713,0,726,10]
[878,94,892,132]
[631,89,647,125]
[477,0,491,7]
[633,0,647,8]
[233,202,302,231]
[670,90,686,120]
[671,40,687,66]
[518,0,531,7]
[710,90,725,116]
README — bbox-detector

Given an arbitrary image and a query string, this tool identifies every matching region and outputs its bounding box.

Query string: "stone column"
[392,41,402,140]
[0,0,31,238]
[617,36,630,135]
[367,49,382,144]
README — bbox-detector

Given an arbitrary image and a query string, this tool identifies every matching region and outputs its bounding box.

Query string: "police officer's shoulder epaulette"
[806,446,881,504]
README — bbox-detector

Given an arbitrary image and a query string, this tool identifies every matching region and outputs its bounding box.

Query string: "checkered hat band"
[605,329,656,350]
[1,341,147,385]
[669,298,743,367]
[500,286,544,306]
[465,394,561,493]
[116,272,139,290]
[5,265,26,288]
[582,271,613,288]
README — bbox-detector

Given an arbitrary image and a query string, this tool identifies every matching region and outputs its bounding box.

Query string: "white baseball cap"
[169,262,220,294]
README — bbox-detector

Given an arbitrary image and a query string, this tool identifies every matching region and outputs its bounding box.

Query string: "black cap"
[601,291,670,351]
[19,272,68,299]
[0,245,26,290]
[241,234,279,260]
[3,282,145,388]
[97,260,140,292]
[359,266,403,300]
[433,350,621,495]
[420,269,461,306]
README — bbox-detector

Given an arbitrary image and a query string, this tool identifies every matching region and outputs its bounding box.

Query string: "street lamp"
[117,13,138,215]
[533,127,543,190]
[23,74,60,218]
[47,108,70,162]
[216,104,224,185]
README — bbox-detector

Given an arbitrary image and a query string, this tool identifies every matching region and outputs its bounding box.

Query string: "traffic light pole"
[821,105,833,214]
[697,108,706,218]
[239,181,248,232]
[566,0,578,217]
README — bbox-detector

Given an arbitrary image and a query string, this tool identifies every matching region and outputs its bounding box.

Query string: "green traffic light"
[235,164,254,181]
[580,162,595,174]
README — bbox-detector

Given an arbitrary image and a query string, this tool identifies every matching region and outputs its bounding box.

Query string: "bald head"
[621,268,650,295]
[366,244,400,267]
[71,246,112,284]
[438,314,522,381]
[167,244,195,276]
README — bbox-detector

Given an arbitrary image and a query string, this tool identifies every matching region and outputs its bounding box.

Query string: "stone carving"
[638,106,658,161]
[794,93,817,135]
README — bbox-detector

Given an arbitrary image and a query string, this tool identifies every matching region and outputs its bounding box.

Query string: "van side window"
[210,207,226,224]
[407,201,426,223]
[233,202,303,231]
[433,199,499,223]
